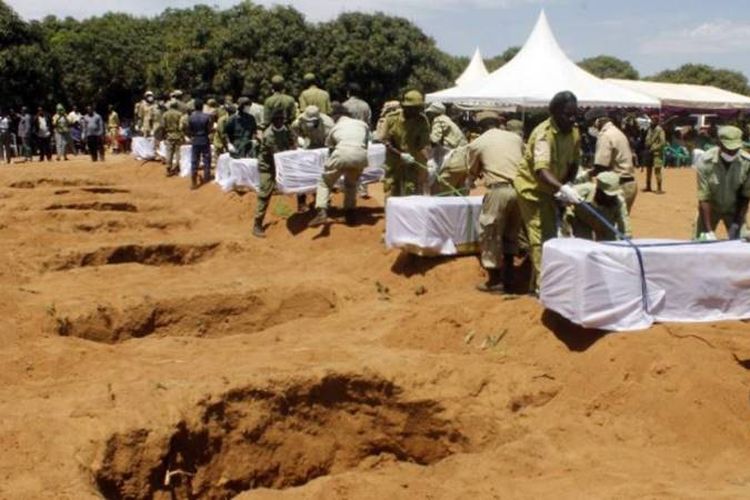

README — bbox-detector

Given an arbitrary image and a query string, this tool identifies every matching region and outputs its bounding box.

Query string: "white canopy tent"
[455,47,490,87]
[606,79,750,110]
[427,10,659,109]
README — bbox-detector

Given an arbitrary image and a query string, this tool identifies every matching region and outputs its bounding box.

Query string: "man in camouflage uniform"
[694,125,750,240]
[381,90,431,198]
[298,73,332,116]
[107,105,120,154]
[253,108,296,238]
[162,101,185,176]
[212,102,234,160]
[644,114,666,192]
[263,75,297,128]
[514,91,581,294]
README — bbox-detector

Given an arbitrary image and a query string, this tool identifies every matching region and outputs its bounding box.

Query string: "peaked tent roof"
[606,79,750,110]
[455,48,490,87]
[427,10,659,108]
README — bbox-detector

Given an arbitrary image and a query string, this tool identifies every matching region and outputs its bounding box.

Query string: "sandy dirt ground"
[1,154,750,499]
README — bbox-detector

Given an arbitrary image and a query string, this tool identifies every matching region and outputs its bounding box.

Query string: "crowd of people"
[5,76,749,297]
[0,104,127,164]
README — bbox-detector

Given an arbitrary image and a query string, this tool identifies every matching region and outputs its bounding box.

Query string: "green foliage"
[648,63,750,96]
[485,46,520,72]
[578,55,639,80]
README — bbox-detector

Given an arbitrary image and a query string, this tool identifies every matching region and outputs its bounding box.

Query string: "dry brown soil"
[1,155,750,499]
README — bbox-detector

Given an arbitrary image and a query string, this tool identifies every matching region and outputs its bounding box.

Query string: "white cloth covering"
[540,238,750,331]
[275,143,386,194]
[131,137,156,160]
[132,140,207,177]
[215,153,260,192]
[385,195,482,255]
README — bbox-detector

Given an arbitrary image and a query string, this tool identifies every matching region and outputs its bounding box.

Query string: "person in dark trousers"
[17,107,33,162]
[82,105,105,162]
[186,97,213,190]
[33,107,53,161]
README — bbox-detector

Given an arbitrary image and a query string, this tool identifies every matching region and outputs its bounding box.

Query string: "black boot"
[476,269,504,294]
[190,173,199,190]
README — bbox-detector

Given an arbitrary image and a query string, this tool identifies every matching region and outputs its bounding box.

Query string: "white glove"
[699,231,717,241]
[555,184,582,205]
[227,143,237,154]
[400,152,415,164]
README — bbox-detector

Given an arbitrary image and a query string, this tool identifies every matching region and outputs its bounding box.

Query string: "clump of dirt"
[49,287,338,343]
[93,373,466,499]
[45,202,138,212]
[48,242,220,271]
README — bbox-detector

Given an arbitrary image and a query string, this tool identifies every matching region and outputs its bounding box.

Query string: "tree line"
[2,0,749,118]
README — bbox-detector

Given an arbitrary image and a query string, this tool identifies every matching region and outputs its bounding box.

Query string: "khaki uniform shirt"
[299,85,332,115]
[291,113,335,149]
[382,109,431,168]
[162,109,184,140]
[263,93,297,127]
[467,128,523,185]
[514,118,581,198]
[343,97,372,126]
[696,147,750,215]
[430,115,467,149]
[571,182,631,239]
[645,125,666,154]
[326,116,370,166]
[594,121,634,177]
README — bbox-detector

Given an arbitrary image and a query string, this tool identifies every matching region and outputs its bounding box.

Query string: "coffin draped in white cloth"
[540,238,750,331]
[385,195,482,256]
[274,144,386,194]
[215,153,260,192]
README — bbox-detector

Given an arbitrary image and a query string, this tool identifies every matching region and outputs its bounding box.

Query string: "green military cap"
[718,126,743,150]
[303,72,316,83]
[401,90,425,108]
[144,90,154,97]
[170,89,183,98]
[207,98,218,107]
[271,75,285,85]
[506,119,523,135]
[237,96,251,106]
[425,102,446,115]
[56,103,65,113]
[595,171,621,197]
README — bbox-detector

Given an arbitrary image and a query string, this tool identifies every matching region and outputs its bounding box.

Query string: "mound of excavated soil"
[1,156,750,499]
